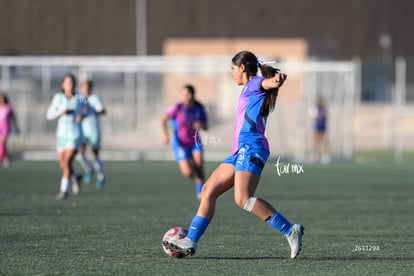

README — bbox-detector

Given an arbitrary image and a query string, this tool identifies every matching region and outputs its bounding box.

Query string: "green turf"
[1,159,413,275]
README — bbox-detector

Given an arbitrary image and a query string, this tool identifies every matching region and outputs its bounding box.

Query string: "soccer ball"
[162,227,188,258]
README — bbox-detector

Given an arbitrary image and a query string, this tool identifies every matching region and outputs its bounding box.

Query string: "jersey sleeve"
[166,104,178,118]
[46,94,63,120]
[254,76,267,96]
[91,95,105,112]
[198,104,208,123]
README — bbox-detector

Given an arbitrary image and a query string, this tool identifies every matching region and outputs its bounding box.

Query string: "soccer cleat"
[96,178,105,189]
[72,182,81,195]
[55,192,68,200]
[71,174,82,195]
[286,224,304,259]
[162,237,197,257]
[84,171,93,185]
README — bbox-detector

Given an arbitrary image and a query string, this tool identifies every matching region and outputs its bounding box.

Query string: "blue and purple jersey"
[232,76,270,154]
[167,102,208,148]
[314,107,327,132]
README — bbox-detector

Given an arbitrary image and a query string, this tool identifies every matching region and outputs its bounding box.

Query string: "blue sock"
[195,182,203,194]
[187,216,210,241]
[266,211,292,236]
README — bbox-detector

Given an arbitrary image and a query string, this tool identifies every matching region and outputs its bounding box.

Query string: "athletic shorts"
[82,134,101,149]
[223,144,269,176]
[57,136,82,152]
[172,137,203,162]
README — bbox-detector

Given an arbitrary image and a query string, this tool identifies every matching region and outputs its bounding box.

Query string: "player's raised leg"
[234,170,304,258]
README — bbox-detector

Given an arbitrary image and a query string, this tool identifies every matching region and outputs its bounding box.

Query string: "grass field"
[1,158,413,275]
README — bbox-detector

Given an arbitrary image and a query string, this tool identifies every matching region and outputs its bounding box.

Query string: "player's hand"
[193,121,203,130]
[61,109,74,115]
[162,134,170,145]
[274,72,287,88]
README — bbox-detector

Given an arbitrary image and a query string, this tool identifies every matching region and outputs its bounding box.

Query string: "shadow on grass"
[192,255,414,261]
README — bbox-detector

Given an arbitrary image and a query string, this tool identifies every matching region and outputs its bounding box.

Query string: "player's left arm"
[10,108,20,134]
[193,104,208,131]
[261,72,287,91]
[96,109,106,115]
[94,96,106,115]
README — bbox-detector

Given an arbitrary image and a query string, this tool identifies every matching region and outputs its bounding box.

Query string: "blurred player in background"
[77,80,106,188]
[163,51,304,259]
[0,93,20,167]
[160,84,208,199]
[310,97,330,163]
[46,74,85,200]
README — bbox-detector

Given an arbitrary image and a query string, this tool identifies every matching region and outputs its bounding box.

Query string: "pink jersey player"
[0,93,19,167]
[160,84,208,199]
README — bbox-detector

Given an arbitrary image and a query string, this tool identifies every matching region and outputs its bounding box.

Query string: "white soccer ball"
[162,227,188,258]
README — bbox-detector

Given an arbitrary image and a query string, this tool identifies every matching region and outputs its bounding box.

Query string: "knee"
[234,194,247,209]
[59,159,66,169]
[235,196,256,211]
[181,170,192,179]
[200,183,220,201]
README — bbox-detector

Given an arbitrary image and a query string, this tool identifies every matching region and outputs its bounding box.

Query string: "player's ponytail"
[259,64,279,117]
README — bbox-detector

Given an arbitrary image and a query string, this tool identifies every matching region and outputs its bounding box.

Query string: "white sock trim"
[243,197,257,212]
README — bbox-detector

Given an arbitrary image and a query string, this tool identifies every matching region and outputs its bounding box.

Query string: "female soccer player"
[0,93,20,167]
[46,74,85,200]
[160,84,208,199]
[77,80,106,188]
[311,97,330,163]
[164,51,304,259]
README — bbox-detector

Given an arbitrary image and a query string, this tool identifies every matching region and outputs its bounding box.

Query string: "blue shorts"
[172,137,203,162]
[223,144,269,176]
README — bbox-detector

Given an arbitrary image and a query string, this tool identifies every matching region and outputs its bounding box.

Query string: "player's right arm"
[160,104,178,145]
[160,113,170,145]
[261,72,287,91]
[46,94,63,120]
[92,95,106,115]
[46,94,74,121]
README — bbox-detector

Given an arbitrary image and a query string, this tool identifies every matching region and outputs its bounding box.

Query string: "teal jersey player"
[81,94,104,149]
[76,80,106,188]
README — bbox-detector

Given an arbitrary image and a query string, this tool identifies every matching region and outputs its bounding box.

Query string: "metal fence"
[1,56,362,161]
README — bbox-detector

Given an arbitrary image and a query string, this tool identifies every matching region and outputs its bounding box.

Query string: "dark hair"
[183,84,203,107]
[231,51,258,78]
[183,84,195,97]
[0,92,9,104]
[231,51,279,117]
[259,65,279,116]
[84,80,94,91]
[62,74,77,93]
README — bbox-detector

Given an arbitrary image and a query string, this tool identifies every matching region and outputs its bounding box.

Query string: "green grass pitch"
[1,158,413,275]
